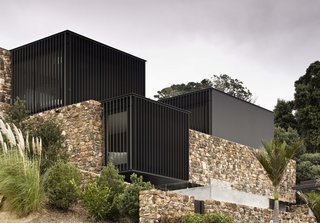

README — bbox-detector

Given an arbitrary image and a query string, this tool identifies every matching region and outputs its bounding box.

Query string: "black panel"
[160,88,212,134]
[11,30,146,113]
[103,94,189,182]
[160,88,274,148]
[12,32,64,112]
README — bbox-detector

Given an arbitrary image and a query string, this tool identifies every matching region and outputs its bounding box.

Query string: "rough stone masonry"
[0,48,11,104]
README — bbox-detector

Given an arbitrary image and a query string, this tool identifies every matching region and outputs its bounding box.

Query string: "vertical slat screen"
[103,94,189,182]
[11,32,65,113]
[11,30,145,113]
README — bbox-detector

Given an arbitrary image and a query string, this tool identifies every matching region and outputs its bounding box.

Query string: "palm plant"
[255,140,299,223]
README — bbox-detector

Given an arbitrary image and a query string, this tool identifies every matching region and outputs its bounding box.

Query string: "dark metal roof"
[102,93,191,115]
[160,87,273,113]
[10,30,146,62]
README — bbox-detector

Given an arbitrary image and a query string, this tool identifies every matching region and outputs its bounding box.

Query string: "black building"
[11,30,145,113]
[160,88,274,148]
[103,94,189,185]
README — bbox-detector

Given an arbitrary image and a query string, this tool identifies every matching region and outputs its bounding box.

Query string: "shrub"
[97,162,125,217]
[4,97,29,129]
[0,119,44,216]
[27,118,66,174]
[204,213,233,223]
[97,162,125,195]
[43,161,80,210]
[81,182,113,221]
[117,173,153,222]
[181,213,203,223]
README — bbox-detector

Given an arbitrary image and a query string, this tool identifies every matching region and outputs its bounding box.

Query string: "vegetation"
[0,119,44,216]
[117,173,153,222]
[4,98,66,174]
[154,74,255,102]
[4,97,29,129]
[26,118,66,174]
[273,61,320,182]
[274,99,297,130]
[81,182,113,221]
[43,161,80,210]
[294,61,320,153]
[97,162,126,218]
[296,153,320,182]
[255,140,299,223]
[160,213,233,223]
[305,192,320,222]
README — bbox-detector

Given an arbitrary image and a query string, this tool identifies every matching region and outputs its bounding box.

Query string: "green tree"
[255,140,299,223]
[154,79,212,99]
[154,74,255,102]
[273,99,297,130]
[212,74,254,102]
[274,126,305,159]
[296,153,320,182]
[294,61,320,152]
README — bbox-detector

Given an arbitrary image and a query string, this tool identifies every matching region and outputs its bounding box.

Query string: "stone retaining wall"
[0,48,11,104]
[205,200,316,223]
[189,130,296,203]
[27,100,104,173]
[139,189,194,223]
[139,189,316,223]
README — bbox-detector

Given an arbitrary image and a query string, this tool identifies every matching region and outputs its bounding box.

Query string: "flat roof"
[160,87,273,113]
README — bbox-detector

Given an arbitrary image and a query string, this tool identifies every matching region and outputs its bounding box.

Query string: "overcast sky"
[1,0,320,110]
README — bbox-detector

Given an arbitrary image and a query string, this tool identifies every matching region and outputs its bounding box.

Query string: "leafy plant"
[204,213,233,223]
[4,97,29,129]
[43,161,80,210]
[0,119,44,216]
[297,153,320,182]
[117,173,153,222]
[26,117,66,174]
[181,213,203,223]
[97,162,125,217]
[81,182,112,221]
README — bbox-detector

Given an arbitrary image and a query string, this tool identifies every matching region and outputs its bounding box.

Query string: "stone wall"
[0,48,11,104]
[139,189,194,223]
[27,100,103,173]
[189,130,296,203]
[0,102,10,119]
[205,200,316,223]
[139,190,316,223]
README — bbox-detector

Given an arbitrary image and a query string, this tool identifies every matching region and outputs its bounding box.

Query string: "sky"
[0,0,320,110]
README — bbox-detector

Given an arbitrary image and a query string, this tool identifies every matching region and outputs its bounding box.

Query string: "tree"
[294,61,320,152]
[154,79,212,99]
[273,99,297,130]
[274,126,305,159]
[212,74,255,102]
[255,140,299,223]
[154,74,255,102]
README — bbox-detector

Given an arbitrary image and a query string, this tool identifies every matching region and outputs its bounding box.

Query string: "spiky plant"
[0,118,44,216]
[255,140,300,223]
